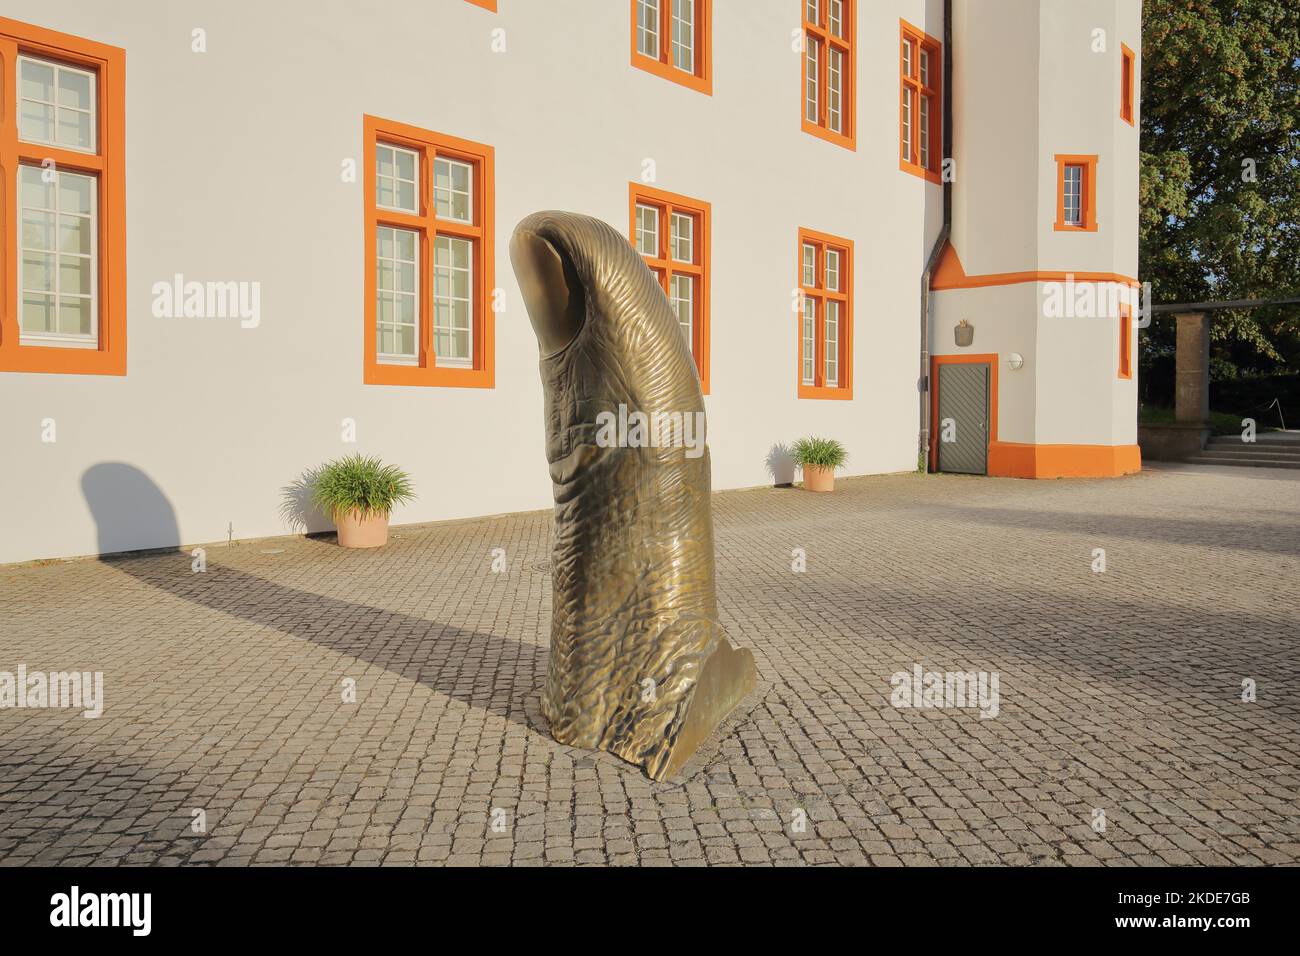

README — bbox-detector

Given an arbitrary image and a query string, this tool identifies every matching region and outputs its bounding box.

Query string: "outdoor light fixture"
[954,319,974,347]
[1008,352,1025,370]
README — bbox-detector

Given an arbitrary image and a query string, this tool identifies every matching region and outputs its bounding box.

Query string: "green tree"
[1140,0,1300,392]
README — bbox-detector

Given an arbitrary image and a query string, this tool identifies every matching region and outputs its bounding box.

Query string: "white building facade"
[0,0,1140,565]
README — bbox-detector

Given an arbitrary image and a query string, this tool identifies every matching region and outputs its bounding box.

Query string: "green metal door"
[937,363,990,475]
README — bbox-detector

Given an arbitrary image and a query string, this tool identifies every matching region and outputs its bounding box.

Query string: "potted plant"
[310,454,415,548]
[791,437,848,493]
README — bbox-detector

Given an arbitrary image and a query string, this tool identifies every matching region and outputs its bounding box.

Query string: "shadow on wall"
[764,443,796,487]
[82,462,336,557]
[81,462,182,555]
[78,462,542,733]
[279,466,333,535]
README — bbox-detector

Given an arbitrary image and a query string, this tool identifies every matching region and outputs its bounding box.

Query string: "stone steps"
[1184,454,1300,470]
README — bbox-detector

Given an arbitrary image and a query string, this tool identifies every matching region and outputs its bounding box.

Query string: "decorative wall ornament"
[954,319,975,347]
[509,210,757,781]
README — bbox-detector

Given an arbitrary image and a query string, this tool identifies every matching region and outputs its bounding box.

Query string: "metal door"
[937,363,989,475]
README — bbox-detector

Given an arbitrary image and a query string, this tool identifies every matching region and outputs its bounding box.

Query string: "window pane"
[434,236,474,362]
[23,293,54,333]
[806,0,818,24]
[829,0,843,38]
[638,0,660,59]
[59,256,93,296]
[920,48,930,87]
[670,273,694,345]
[828,48,842,133]
[672,0,695,73]
[376,225,418,361]
[903,40,913,78]
[825,249,840,292]
[1064,165,1083,224]
[902,89,912,161]
[57,213,92,256]
[20,58,54,102]
[636,204,659,256]
[920,94,931,169]
[22,252,55,292]
[58,297,93,336]
[396,229,417,261]
[23,211,55,251]
[825,300,839,386]
[802,297,816,384]
[20,59,97,152]
[805,38,820,123]
[802,243,816,288]
[58,173,94,215]
[396,149,416,182]
[434,158,473,223]
[378,143,418,214]
[670,211,693,263]
[19,100,54,144]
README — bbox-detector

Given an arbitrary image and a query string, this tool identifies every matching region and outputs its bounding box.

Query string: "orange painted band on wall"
[989,442,1141,479]
[929,242,1137,291]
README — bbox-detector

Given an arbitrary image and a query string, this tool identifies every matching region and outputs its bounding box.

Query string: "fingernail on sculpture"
[510,210,757,781]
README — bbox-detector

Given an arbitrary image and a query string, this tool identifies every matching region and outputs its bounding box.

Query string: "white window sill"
[20,335,98,349]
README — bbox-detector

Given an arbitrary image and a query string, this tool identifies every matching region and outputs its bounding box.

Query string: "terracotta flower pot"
[802,464,835,492]
[335,509,390,548]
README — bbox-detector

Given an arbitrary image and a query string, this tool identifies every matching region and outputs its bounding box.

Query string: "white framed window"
[919,94,931,168]
[434,235,473,365]
[670,273,694,344]
[376,226,419,363]
[828,47,843,134]
[829,0,844,39]
[376,143,418,213]
[801,242,816,288]
[824,300,839,386]
[434,157,473,223]
[825,248,840,292]
[672,0,695,73]
[901,90,912,162]
[19,164,98,347]
[17,55,97,153]
[806,1,819,22]
[636,203,659,256]
[1063,164,1083,226]
[805,37,820,124]
[637,0,660,59]
[802,296,816,385]
[670,211,693,263]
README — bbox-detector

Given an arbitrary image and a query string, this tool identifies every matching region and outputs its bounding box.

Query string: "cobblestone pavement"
[1,465,1297,867]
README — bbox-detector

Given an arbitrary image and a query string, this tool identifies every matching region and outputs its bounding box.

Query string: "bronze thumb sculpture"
[510,210,756,781]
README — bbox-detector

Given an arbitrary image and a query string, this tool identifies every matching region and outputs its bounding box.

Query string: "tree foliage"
[1140,0,1300,385]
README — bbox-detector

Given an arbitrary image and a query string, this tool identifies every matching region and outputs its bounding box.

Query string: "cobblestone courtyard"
[1,465,1297,866]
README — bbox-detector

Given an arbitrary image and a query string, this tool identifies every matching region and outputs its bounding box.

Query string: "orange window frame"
[0,17,125,376]
[363,115,494,389]
[1120,43,1135,125]
[630,0,712,95]
[1118,305,1133,379]
[899,19,941,183]
[801,0,855,150]
[628,182,710,393]
[1054,154,1098,232]
[796,228,853,400]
